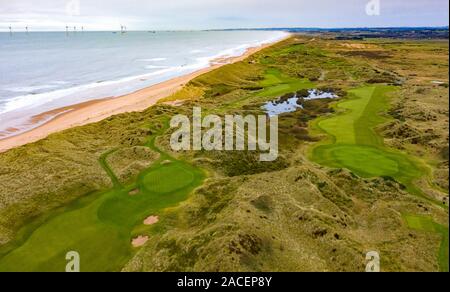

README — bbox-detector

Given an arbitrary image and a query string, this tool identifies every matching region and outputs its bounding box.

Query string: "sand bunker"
[144,215,159,225]
[341,43,377,49]
[163,100,185,107]
[128,189,140,196]
[132,236,149,247]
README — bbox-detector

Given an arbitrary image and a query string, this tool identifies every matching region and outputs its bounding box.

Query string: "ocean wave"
[145,65,170,69]
[189,49,205,54]
[137,58,167,62]
[202,31,288,62]
[0,62,209,116]
[6,81,69,93]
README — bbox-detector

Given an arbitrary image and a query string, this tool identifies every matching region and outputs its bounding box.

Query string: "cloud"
[0,0,448,31]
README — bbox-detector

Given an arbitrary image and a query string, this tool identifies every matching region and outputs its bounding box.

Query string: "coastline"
[0,35,290,153]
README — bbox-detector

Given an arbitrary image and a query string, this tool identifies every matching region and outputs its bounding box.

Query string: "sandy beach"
[0,36,288,153]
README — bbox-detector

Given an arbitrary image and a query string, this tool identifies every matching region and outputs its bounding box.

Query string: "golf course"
[0,121,205,272]
[0,36,447,272]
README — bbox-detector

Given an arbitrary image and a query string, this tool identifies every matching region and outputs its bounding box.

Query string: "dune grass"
[0,123,205,272]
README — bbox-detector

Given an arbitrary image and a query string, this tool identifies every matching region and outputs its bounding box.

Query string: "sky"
[0,0,448,31]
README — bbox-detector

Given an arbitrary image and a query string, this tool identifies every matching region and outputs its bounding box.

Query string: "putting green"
[0,125,205,272]
[329,145,399,177]
[143,165,195,194]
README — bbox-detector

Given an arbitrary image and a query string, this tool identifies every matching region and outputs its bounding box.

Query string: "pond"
[262,89,338,117]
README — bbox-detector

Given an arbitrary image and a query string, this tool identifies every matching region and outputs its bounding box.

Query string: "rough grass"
[159,85,205,103]
[123,164,444,272]
[106,146,160,184]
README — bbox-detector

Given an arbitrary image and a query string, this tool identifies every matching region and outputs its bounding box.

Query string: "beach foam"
[138,57,168,62]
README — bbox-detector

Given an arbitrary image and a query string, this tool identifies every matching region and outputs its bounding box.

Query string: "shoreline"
[0,35,290,153]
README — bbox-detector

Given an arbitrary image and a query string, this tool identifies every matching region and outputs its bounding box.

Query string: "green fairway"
[311,85,427,192]
[317,86,388,146]
[256,68,313,98]
[0,125,205,272]
[403,215,449,272]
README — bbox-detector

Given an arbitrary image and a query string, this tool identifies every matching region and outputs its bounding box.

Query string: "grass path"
[0,122,205,272]
[99,149,122,189]
[309,85,448,270]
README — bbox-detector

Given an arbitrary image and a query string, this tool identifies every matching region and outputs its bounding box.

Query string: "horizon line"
[0,25,449,33]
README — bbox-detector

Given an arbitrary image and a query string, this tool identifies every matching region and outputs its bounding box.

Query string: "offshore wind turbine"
[120,25,128,34]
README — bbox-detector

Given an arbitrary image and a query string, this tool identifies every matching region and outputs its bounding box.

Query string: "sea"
[0,30,287,137]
